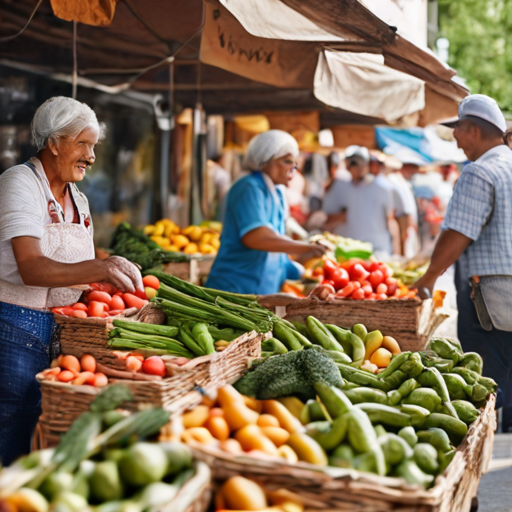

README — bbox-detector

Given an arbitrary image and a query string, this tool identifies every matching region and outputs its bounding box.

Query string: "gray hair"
[31,96,104,151]
[244,129,299,170]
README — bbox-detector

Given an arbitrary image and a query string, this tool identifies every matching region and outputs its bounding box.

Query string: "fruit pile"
[311,258,418,300]
[144,219,221,255]
[37,354,108,387]
[51,276,160,318]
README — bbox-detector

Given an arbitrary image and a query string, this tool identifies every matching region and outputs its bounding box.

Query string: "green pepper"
[399,352,424,378]
[402,388,442,413]
[262,338,288,354]
[387,390,402,406]
[306,317,345,352]
[429,338,461,364]
[336,364,390,391]
[311,345,352,364]
[329,444,355,468]
[442,373,472,400]
[377,352,412,380]
[326,325,365,365]
[314,382,353,418]
[417,427,452,452]
[379,433,413,466]
[399,404,430,428]
[450,367,478,385]
[343,387,389,405]
[417,367,450,403]
[420,353,454,373]
[305,413,349,451]
[382,369,408,390]
[292,321,309,337]
[458,352,484,374]
[397,378,421,400]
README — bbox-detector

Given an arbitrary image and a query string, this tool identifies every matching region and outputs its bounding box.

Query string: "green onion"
[112,320,179,338]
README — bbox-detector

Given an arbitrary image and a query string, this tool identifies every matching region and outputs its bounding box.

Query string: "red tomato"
[368,270,384,288]
[323,259,339,280]
[361,260,372,271]
[87,291,112,307]
[142,356,166,376]
[72,302,88,311]
[322,279,335,287]
[338,282,356,298]
[126,356,143,372]
[110,295,125,310]
[349,263,370,282]
[362,284,373,297]
[142,275,160,290]
[68,309,87,319]
[368,261,381,272]
[352,281,362,290]
[376,283,388,295]
[134,289,148,300]
[88,301,106,317]
[331,268,349,290]
[386,277,398,296]
[382,264,394,278]
[376,293,388,300]
[351,288,365,300]
[122,293,148,310]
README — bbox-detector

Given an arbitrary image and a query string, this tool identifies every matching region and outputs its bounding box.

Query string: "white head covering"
[244,129,299,170]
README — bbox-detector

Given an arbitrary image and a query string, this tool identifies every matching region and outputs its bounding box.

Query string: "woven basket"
[37,331,263,447]
[162,461,211,512]
[283,297,449,352]
[192,395,496,512]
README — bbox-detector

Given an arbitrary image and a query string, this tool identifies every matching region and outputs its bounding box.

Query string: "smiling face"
[262,153,297,186]
[49,126,99,183]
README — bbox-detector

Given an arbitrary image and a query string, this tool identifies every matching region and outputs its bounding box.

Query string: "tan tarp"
[266,111,320,134]
[314,51,425,122]
[50,0,118,26]
[200,1,317,89]
[331,125,377,149]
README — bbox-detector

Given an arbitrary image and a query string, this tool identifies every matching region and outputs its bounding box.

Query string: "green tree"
[438,0,512,112]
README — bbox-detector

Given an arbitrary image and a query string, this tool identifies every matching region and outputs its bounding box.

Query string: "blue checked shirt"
[442,145,512,278]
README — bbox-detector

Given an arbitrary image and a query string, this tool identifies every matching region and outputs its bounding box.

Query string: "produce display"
[0,386,197,512]
[388,258,430,287]
[110,222,190,271]
[51,276,161,319]
[38,354,108,387]
[217,336,495,487]
[289,258,419,300]
[143,219,221,256]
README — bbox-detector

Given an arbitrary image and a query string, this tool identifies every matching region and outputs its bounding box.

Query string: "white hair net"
[244,129,299,170]
[31,96,104,151]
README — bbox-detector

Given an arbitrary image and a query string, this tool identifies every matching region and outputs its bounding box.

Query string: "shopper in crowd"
[206,130,325,295]
[387,156,421,256]
[322,145,396,257]
[415,94,512,431]
[0,97,143,464]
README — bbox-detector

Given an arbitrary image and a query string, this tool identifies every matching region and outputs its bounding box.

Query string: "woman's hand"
[104,256,144,293]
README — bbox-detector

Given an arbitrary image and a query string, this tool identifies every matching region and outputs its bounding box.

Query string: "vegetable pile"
[224,336,496,488]
[144,219,221,256]
[51,276,160,319]
[309,233,373,261]
[38,354,108,388]
[0,386,196,512]
[306,258,417,300]
[110,221,190,272]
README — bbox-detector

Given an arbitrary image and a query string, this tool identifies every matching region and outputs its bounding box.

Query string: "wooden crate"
[163,256,215,285]
[192,395,496,512]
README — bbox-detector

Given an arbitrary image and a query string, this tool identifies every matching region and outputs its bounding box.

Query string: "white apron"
[0,163,95,310]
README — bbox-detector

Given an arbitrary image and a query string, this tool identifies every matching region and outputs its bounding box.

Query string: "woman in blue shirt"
[207,130,325,295]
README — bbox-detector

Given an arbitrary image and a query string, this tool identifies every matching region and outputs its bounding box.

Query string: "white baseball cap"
[442,94,506,133]
[345,145,370,162]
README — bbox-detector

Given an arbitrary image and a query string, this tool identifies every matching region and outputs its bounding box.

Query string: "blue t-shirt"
[206,172,300,295]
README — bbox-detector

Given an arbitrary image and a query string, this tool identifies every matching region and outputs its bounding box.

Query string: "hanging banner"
[50,0,118,26]
[200,0,317,89]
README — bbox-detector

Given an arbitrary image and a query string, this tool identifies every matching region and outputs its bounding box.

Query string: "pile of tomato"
[314,259,417,300]
[52,275,160,318]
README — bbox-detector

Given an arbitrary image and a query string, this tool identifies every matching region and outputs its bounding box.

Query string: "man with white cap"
[415,94,512,431]
[322,145,395,257]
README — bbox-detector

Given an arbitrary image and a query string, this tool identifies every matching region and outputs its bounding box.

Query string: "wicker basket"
[283,297,449,352]
[192,395,496,512]
[37,330,263,447]
[162,461,211,512]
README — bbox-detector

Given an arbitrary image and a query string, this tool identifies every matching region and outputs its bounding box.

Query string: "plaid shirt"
[443,145,512,278]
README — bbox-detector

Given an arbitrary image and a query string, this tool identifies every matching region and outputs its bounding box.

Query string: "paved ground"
[478,434,512,512]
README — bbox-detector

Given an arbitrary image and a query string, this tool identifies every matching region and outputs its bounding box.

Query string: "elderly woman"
[0,97,143,464]
[206,130,325,295]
